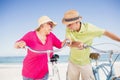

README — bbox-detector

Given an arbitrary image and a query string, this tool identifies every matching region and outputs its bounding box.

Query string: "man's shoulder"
[82,22,98,29]
[82,22,93,26]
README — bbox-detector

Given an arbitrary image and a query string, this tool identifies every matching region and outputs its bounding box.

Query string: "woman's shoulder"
[22,31,36,38]
[25,30,36,35]
[49,32,56,37]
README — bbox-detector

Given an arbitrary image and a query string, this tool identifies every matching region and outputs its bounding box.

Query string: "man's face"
[67,22,80,31]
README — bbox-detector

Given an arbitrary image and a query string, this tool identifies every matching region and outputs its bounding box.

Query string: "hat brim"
[36,21,57,30]
[51,21,57,27]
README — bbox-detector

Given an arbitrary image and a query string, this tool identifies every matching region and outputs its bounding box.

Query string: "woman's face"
[42,22,54,34]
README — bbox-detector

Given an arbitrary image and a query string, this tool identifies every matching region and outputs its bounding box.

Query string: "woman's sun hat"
[37,16,57,28]
[62,10,82,25]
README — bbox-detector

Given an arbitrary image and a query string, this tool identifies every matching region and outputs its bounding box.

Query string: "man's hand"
[71,41,84,50]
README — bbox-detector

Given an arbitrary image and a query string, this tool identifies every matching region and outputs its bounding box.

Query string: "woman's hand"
[62,39,71,47]
[14,41,26,49]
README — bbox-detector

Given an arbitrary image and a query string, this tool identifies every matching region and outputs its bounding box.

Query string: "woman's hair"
[35,24,43,31]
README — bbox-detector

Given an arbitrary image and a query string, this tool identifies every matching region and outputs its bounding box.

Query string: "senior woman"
[14,16,65,80]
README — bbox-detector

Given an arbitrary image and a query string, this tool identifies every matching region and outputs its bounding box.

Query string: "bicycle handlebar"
[25,46,62,53]
[25,39,70,53]
[83,44,120,54]
[83,43,120,65]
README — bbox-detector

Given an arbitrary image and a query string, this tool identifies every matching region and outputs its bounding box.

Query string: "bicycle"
[83,43,120,80]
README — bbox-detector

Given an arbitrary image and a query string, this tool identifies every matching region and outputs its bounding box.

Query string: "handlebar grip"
[83,44,89,48]
[63,39,71,47]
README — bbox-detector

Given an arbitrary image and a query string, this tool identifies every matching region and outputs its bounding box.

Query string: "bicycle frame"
[84,43,120,80]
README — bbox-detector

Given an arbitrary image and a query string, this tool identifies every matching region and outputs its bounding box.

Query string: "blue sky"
[0,0,120,56]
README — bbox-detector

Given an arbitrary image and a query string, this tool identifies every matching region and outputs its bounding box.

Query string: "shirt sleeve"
[16,31,34,46]
[86,23,105,37]
[50,32,62,48]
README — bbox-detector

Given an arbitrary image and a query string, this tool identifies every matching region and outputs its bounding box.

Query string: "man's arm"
[69,41,84,49]
[104,30,120,42]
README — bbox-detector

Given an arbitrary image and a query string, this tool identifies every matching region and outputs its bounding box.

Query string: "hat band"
[64,16,79,22]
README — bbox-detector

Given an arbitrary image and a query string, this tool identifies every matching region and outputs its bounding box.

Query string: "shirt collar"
[78,22,86,33]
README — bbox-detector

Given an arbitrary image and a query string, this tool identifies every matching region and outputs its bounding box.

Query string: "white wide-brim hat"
[37,16,57,29]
